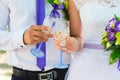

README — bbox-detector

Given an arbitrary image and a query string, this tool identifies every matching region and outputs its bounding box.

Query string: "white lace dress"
[67,0,120,80]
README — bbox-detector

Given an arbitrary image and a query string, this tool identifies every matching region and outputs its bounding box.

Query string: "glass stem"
[37,42,43,51]
[60,50,63,64]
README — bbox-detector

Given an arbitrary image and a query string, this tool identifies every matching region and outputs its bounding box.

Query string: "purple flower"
[58,4,64,10]
[117,60,120,71]
[115,21,120,31]
[109,18,116,23]
[107,29,116,41]
[106,18,116,32]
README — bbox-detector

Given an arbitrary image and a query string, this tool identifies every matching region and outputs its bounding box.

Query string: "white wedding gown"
[67,0,120,80]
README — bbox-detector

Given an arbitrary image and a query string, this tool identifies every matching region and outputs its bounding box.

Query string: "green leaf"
[101,41,107,49]
[109,49,119,64]
[114,14,119,21]
[118,18,120,21]
[117,50,120,60]
[47,0,54,4]
[102,31,108,39]
[0,50,6,54]
[54,0,61,5]
[116,32,120,38]
[64,0,68,9]
[63,8,69,20]
[101,37,108,44]
[62,0,69,20]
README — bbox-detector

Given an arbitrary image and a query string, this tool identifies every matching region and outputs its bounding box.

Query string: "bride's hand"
[54,36,79,53]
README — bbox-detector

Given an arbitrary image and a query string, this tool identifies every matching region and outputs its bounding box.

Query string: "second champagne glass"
[44,17,69,69]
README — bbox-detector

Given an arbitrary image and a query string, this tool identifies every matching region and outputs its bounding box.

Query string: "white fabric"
[67,0,120,80]
[0,0,72,71]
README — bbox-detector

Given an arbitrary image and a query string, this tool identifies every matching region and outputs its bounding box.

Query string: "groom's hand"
[23,25,53,45]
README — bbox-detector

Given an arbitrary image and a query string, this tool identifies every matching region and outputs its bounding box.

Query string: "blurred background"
[0,50,12,80]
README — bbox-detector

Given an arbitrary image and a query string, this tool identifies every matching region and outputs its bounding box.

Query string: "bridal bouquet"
[101,15,120,70]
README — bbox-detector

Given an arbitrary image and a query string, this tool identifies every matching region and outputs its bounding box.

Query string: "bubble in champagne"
[55,30,69,46]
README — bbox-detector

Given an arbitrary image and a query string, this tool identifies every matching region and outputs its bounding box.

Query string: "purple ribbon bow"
[50,3,64,18]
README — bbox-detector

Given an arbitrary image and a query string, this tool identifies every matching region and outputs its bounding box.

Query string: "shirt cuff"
[12,30,26,49]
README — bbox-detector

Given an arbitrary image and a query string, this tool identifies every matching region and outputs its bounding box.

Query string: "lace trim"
[76,0,120,8]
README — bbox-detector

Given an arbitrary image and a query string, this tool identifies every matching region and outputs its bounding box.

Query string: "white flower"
[59,0,65,3]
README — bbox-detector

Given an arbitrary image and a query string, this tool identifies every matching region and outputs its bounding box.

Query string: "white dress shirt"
[0,0,72,71]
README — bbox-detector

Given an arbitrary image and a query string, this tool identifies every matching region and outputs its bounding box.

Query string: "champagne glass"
[54,23,69,69]
[43,17,69,69]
